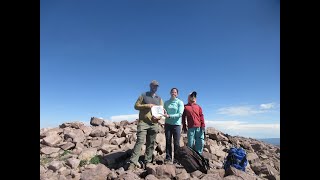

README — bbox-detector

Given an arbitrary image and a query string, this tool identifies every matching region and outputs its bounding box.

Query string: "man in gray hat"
[127,80,164,170]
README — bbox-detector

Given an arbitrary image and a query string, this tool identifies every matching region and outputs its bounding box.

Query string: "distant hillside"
[259,138,280,146]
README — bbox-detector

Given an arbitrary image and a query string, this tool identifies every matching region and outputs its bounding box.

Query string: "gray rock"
[59,169,71,176]
[100,144,118,154]
[223,175,244,180]
[247,152,260,164]
[80,164,111,180]
[190,170,203,178]
[251,143,266,151]
[176,170,190,180]
[60,122,84,129]
[60,142,75,150]
[110,137,126,145]
[107,171,118,180]
[85,164,97,169]
[145,174,159,180]
[207,169,225,178]
[43,134,63,146]
[47,160,64,172]
[201,173,223,180]
[50,152,60,158]
[40,165,46,174]
[102,120,115,128]
[225,166,257,180]
[66,158,80,169]
[64,129,85,143]
[89,129,105,137]
[90,117,104,126]
[89,139,102,147]
[146,163,157,175]
[119,120,130,127]
[41,147,61,155]
[118,171,141,180]
[121,128,132,137]
[78,148,97,161]
[154,164,176,179]
[240,141,253,152]
[80,125,93,136]
[40,128,63,138]
[109,126,119,134]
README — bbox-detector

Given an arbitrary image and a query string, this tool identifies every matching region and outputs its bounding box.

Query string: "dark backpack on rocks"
[174,146,210,173]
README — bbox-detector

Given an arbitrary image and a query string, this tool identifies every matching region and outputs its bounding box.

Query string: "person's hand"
[163,108,167,114]
[147,104,154,108]
[163,114,170,118]
[151,116,161,123]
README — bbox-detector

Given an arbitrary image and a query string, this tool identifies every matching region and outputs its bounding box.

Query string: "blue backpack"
[223,147,248,172]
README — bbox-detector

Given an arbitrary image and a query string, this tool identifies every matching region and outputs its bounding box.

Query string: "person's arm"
[182,105,187,132]
[199,106,205,128]
[168,100,184,119]
[134,95,152,110]
[160,99,164,106]
[163,101,169,117]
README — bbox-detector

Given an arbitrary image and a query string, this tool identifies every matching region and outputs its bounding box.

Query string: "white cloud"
[260,103,276,110]
[110,114,138,122]
[217,103,279,116]
[205,120,280,139]
[217,106,263,116]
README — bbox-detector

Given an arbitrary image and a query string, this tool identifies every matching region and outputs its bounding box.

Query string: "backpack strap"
[187,146,210,172]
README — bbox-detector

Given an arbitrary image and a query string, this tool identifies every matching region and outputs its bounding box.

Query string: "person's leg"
[172,125,181,163]
[164,124,173,161]
[187,127,196,148]
[194,127,205,154]
[145,123,158,163]
[130,120,148,165]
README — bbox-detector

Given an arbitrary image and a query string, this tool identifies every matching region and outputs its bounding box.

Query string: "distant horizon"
[41,0,279,139]
[258,137,280,146]
[40,118,279,139]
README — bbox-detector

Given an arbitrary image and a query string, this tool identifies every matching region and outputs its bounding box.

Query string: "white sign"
[151,106,165,117]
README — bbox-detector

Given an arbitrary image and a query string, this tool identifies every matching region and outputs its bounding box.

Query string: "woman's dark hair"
[170,88,179,94]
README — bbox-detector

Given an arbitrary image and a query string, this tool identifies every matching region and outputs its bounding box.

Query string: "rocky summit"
[40,117,280,180]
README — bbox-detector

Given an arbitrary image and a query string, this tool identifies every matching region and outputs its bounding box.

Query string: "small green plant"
[79,160,88,167]
[40,157,53,166]
[59,150,72,161]
[89,155,101,164]
[62,150,71,156]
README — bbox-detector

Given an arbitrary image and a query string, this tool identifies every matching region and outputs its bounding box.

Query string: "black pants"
[165,123,181,160]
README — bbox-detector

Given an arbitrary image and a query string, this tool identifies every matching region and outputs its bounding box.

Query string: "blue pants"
[164,124,181,160]
[187,127,204,154]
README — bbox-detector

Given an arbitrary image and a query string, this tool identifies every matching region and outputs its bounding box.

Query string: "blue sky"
[40,0,280,139]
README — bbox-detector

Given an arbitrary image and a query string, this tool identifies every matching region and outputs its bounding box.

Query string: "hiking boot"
[164,158,173,164]
[173,159,179,164]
